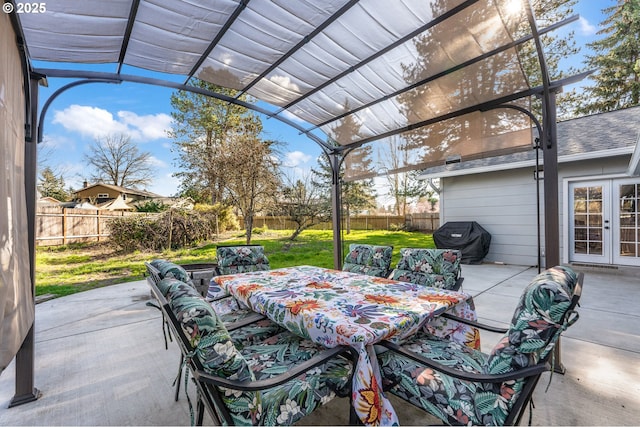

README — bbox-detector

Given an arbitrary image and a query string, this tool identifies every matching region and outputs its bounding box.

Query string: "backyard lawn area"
[36,229,435,297]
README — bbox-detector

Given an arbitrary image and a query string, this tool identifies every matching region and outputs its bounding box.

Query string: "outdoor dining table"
[210,265,479,426]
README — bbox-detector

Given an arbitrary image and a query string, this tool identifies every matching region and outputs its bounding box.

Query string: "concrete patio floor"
[1,263,639,425]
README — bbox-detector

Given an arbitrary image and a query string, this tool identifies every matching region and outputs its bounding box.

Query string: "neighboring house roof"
[419,106,640,179]
[37,196,62,205]
[74,182,163,198]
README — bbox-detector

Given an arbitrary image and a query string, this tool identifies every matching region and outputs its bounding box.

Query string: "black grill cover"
[433,221,491,264]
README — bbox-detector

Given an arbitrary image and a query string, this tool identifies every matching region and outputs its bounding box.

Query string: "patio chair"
[146,262,283,400]
[215,244,270,275]
[377,265,583,426]
[342,244,393,277]
[388,248,463,291]
[154,280,357,426]
[209,245,271,308]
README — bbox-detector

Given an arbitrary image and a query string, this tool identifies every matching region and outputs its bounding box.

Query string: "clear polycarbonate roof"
[15,0,570,180]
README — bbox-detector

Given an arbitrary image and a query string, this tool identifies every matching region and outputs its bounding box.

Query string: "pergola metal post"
[10,76,41,407]
[329,151,343,270]
[541,90,566,374]
[541,91,560,269]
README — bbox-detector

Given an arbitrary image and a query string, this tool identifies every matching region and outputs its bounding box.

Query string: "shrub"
[107,215,163,252]
[135,200,168,212]
[107,209,215,252]
[252,225,268,235]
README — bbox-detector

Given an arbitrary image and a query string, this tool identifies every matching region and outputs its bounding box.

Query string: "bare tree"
[378,137,431,216]
[281,172,332,241]
[222,135,281,244]
[85,133,154,188]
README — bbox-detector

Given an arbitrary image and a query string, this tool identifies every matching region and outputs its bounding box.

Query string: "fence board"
[36,206,148,246]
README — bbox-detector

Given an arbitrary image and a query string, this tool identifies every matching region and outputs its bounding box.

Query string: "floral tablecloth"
[212,265,478,426]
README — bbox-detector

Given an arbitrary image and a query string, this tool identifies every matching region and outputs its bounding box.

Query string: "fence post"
[96,209,100,242]
[62,207,67,245]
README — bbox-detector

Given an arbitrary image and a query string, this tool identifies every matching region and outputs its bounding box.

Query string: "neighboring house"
[37,196,62,205]
[73,182,162,208]
[419,106,640,268]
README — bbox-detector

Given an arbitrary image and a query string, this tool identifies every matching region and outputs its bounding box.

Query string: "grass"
[36,229,435,298]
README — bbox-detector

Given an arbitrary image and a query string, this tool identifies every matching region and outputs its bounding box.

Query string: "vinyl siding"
[441,169,540,266]
[439,155,633,266]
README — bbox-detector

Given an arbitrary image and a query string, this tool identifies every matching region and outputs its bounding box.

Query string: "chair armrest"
[193,346,356,391]
[441,312,508,334]
[379,340,547,383]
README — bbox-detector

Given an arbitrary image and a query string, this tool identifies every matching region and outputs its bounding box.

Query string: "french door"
[569,179,640,266]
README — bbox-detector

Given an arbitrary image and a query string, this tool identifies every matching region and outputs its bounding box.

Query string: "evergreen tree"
[574,0,640,115]
[38,166,69,201]
[169,79,263,204]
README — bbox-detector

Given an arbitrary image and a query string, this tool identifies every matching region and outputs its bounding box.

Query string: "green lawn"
[36,229,434,297]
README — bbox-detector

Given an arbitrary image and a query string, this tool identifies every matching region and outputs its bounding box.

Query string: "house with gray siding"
[419,106,640,268]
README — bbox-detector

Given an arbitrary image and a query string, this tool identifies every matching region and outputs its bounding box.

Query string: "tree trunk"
[244,215,253,244]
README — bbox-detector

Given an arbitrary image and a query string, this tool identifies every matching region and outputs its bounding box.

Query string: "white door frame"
[564,176,640,266]
[568,180,611,264]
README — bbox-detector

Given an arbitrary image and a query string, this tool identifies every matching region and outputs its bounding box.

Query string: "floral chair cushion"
[170,294,352,426]
[486,267,576,373]
[226,318,285,350]
[164,278,202,301]
[170,294,254,381]
[388,248,461,290]
[210,246,271,302]
[223,331,353,425]
[342,244,393,277]
[150,259,194,287]
[378,266,579,426]
[216,246,270,276]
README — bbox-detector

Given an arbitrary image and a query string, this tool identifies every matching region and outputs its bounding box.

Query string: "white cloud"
[283,150,312,167]
[117,111,172,140]
[147,155,167,168]
[578,17,597,36]
[52,105,172,142]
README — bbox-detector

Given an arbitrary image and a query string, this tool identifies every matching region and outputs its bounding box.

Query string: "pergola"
[3,0,584,406]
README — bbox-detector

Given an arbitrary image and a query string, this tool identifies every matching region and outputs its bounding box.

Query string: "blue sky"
[37,0,611,197]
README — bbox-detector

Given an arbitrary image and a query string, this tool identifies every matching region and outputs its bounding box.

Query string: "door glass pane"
[589,215,602,226]
[574,186,604,257]
[620,213,635,226]
[574,241,587,254]
[588,187,602,200]
[574,200,587,213]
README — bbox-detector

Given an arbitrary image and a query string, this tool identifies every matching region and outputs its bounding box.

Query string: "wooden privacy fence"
[405,213,440,232]
[247,214,439,232]
[36,206,153,246]
[36,208,440,246]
